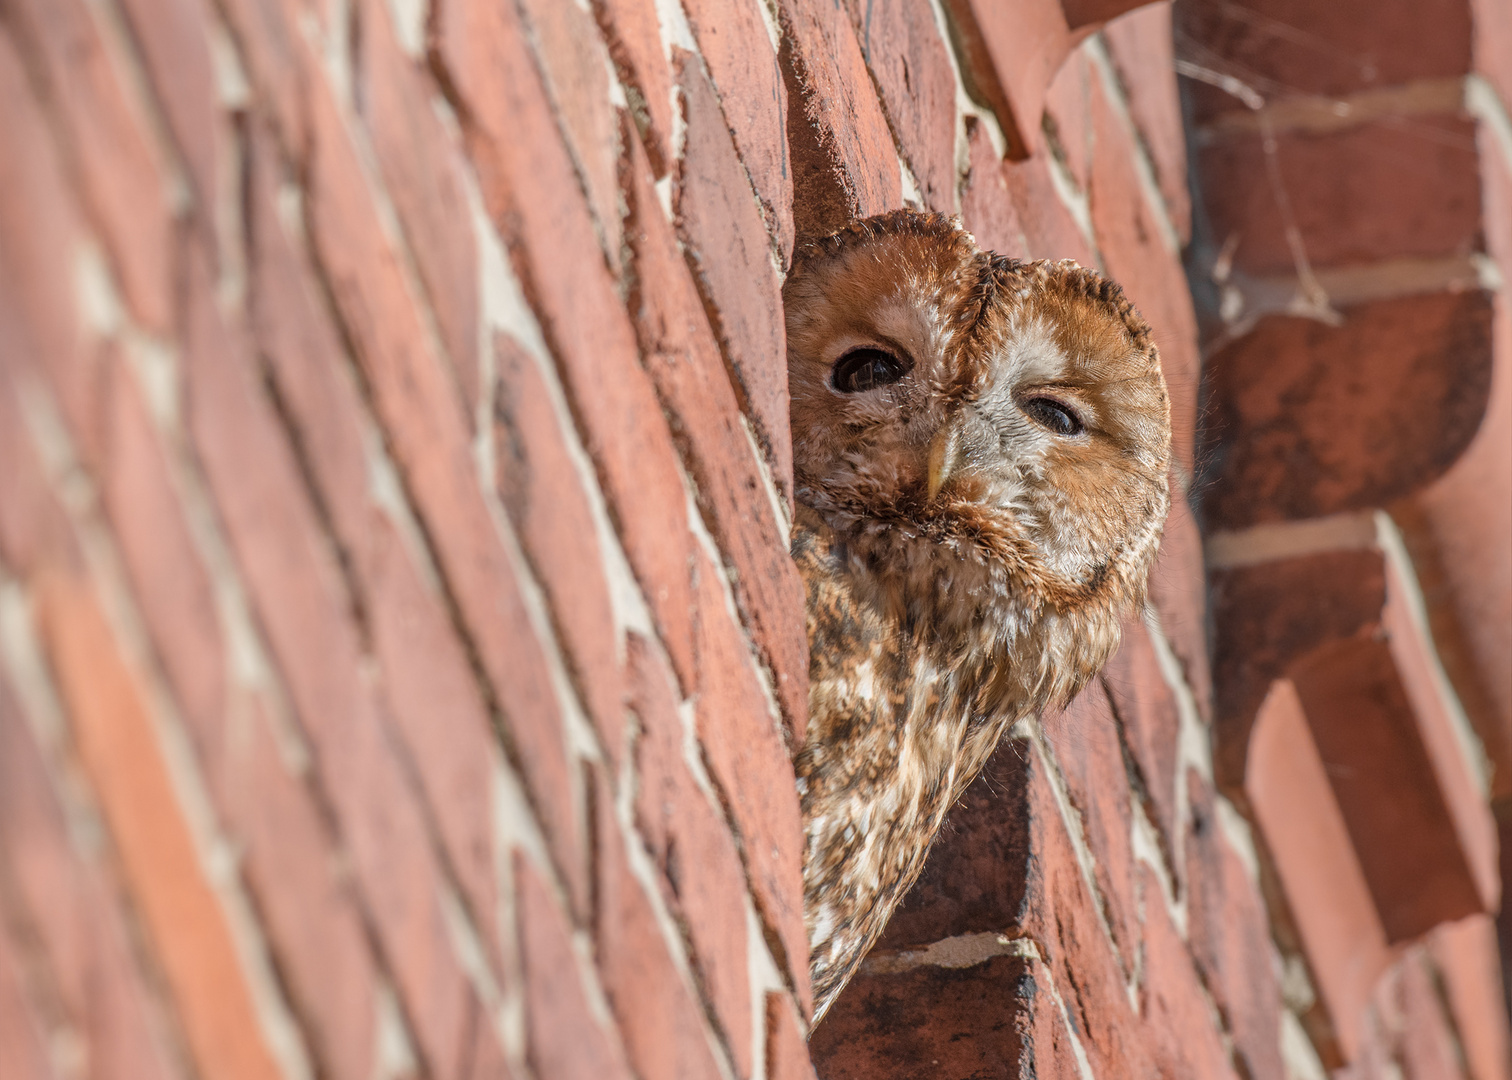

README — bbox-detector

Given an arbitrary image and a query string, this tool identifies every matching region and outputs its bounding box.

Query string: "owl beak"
[927,420,965,500]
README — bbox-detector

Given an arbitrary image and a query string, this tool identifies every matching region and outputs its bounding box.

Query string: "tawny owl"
[786,210,1171,1021]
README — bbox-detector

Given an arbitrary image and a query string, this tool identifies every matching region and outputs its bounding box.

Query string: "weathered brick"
[516,0,624,273]
[182,246,506,1075]
[1197,118,1481,277]
[1429,915,1512,1080]
[222,699,380,1080]
[215,0,308,151]
[625,635,752,1073]
[98,355,228,761]
[1202,290,1494,529]
[0,675,183,1080]
[692,550,809,1013]
[592,770,728,1080]
[959,118,1031,259]
[433,0,699,687]
[1041,682,1140,974]
[624,124,808,739]
[1176,0,1471,122]
[113,0,220,221]
[839,0,958,210]
[1088,72,1199,472]
[1043,49,1094,195]
[38,572,285,1080]
[1101,2,1191,241]
[301,59,590,909]
[1148,485,1212,721]
[681,0,794,259]
[1138,867,1241,1080]
[673,51,794,500]
[358,0,481,414]
[1393,951,1469,1080]
[1187,770,1286,1080]
[1101,618,1181,859]
[495,334,624,763]
[591,0,676,175]
[517,855,634,1080]
[0,369,82,581]
[1002,151,1100,265]
[778,0,901,238]
[2,0,174,332]
[939,0,1072,159]
[766,991,818,1080]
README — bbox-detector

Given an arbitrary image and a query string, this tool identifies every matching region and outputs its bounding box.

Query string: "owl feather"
[785,211,1171,1021]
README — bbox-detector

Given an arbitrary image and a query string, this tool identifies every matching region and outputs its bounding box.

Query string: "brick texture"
[1,1,1508,1079]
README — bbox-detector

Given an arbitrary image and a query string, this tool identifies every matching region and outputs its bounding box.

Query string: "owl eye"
[1022,397,1084,436]
[831,348,909,393]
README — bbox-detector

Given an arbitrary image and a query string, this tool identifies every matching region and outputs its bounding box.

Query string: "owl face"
[785,211,1170,603]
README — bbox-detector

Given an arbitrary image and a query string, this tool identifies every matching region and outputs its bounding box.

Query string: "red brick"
[0,677,183,1080]
[0,369,82,580]
[1187,769,1285,1080]
[960,118,1031,260]
[1101,618,1181,858]
[0,31,108,471]
[592,0,676,175]
[181,247,507,1075]
[216,0,308,152]
[778,0,902,238]
[691,550,809,1013]
[1138,867,1242,1080]
[766,992,818,1080]
[358,0,482,414]
[516,0,624,273]
[98,353,228,758]
[624,124,808,739]
[1042,682,1140,972]
[673,51,794,500]
[592,773,728,1080]
[1429,916,1512,1080]
[38,573,285,1080]
[1203,290,1494,529]
[433,0,699,688]
[1176,0,1471,122]
[1002,151,1100,265]
[0,926,53,1080]
[624,635,752,1073]
[1043,49,1094,195]
[1148,485,1212,722]
[1474,0,1512,110]
[1087,73,1199,472]
[222,700,380,1080]
[810,954,1049,1079]
[681,0,794,259]
[517,856,635,1080]
[1101,2,1191,241]
[113,0,220,220]
[1060,0,1150,27]
[1197,118,1481,277]
[301,61,591,908]
[839,0,958,210]
[1393,952,1469,1080]
[495,334,624,764]
[940,0,1073,159]
[3,0,173,332]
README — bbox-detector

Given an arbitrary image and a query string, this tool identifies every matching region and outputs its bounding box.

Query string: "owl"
[786,210,1171,1022]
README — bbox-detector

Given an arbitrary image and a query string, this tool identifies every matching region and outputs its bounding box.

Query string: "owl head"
[785,210,1171,646]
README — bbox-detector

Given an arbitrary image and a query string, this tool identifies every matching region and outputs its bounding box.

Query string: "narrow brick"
[1148,486,1212,721]
[960,118,1030,260]
[38,572,285,1080]
[216,0,308,151]
[591,0,676,175]
[0,925,53,1080]
[358,0,482,413]
[517,855,635,1080]
[433,0,699,688]
[1002,152,1099,265]
[766,992,819,1080]
[2,0,174,332]
[778,0,901,238]
[0,676,182,1080]
[1428,915,1512,1080]
[624,122,808,739]
[1101,619,1181,859]
[673,51,794,500]
[592,770,726,1080]
[625,634,752,1073]
[692,551,809,1013]
[681,0,794,259]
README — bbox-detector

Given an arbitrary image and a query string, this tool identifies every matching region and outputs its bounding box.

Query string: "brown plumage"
[786,210,1172,1021]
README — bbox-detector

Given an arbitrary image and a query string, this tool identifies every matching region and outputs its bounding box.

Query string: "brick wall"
[0,3,1506,1080]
